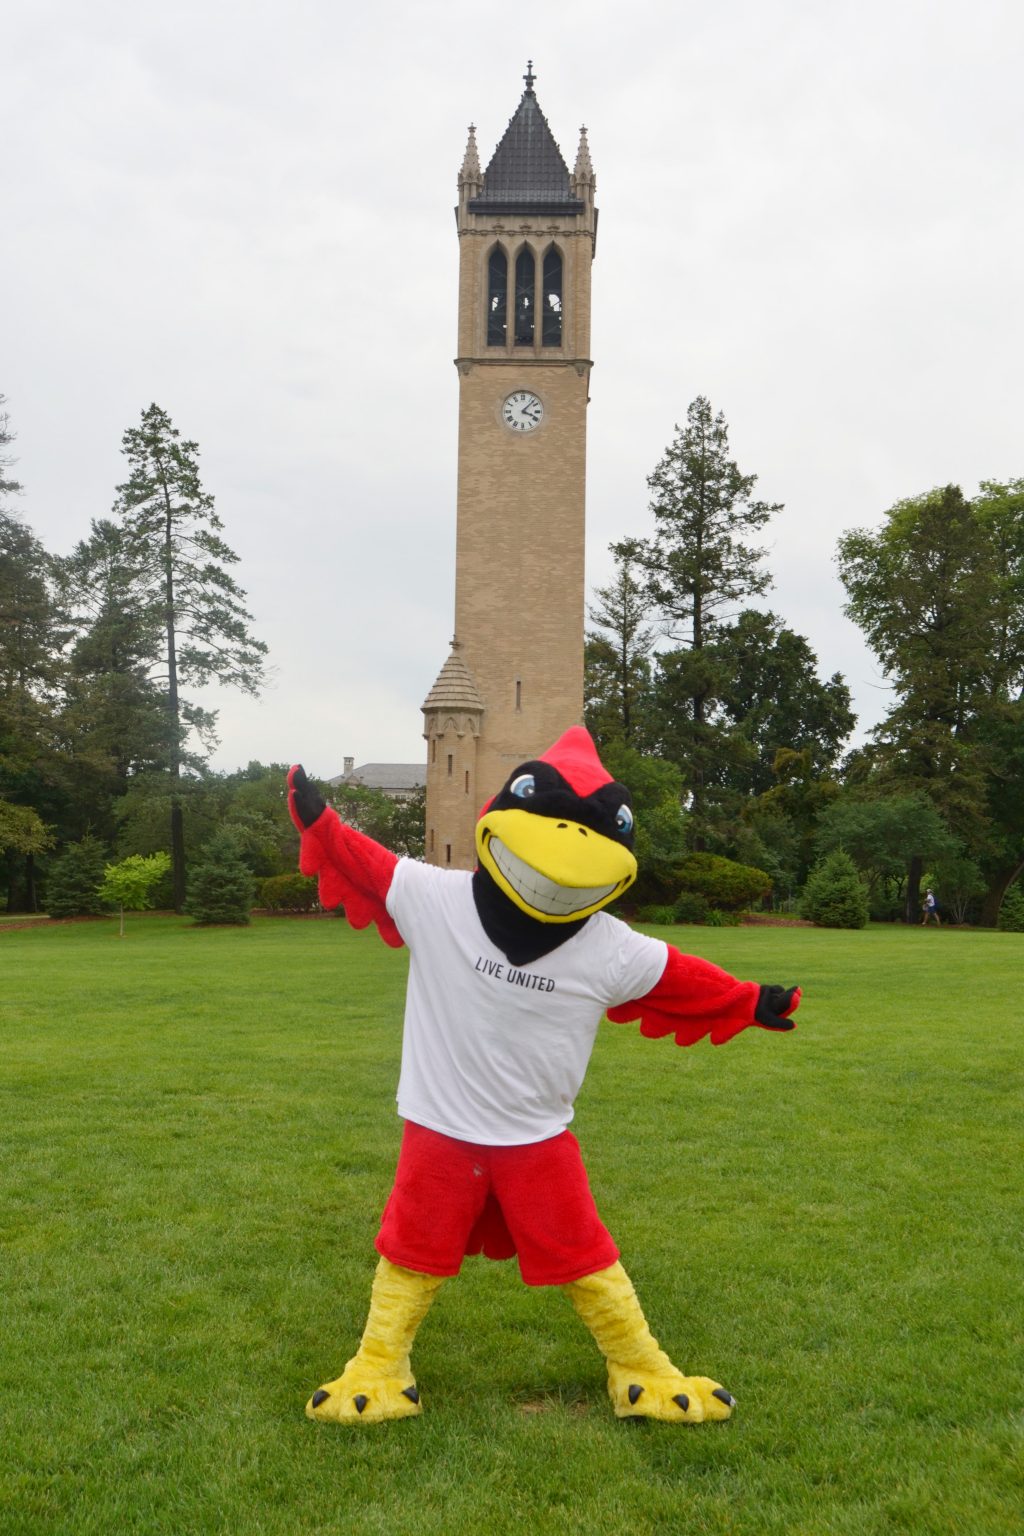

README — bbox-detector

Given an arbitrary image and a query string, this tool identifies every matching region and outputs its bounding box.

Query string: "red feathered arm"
[607,945,800,1047]
[287,765,403,948]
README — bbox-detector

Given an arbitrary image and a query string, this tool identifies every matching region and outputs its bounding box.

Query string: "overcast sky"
[3,0,1022,778]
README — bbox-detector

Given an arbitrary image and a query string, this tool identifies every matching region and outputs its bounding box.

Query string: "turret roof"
[469,63,584,215]
[422,645,485,714]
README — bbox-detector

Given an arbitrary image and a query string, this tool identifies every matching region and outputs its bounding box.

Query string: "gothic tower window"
[487,247,507,345]
[542,246,563,346]
[514,247,536,345]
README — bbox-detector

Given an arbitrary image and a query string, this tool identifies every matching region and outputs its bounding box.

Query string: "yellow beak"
[475,808,637,923]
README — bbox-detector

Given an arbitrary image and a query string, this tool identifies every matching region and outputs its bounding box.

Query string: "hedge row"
[258,874,319,912]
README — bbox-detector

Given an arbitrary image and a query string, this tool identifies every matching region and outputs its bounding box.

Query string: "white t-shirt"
[384,860,668,1146]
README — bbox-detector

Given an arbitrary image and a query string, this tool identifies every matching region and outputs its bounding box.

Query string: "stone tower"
[422,64,597,868]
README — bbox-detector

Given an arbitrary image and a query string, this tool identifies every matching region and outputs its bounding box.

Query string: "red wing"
[289,775,402,947]
[607,945,795,1046]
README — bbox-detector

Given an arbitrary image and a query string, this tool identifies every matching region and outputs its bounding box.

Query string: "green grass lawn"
[2,915,1022,1535]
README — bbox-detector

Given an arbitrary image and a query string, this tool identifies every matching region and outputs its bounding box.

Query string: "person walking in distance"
[921,889,941,926]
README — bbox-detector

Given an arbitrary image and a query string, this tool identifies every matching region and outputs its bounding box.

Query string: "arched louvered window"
[487,247,507,346]
[542,246,562,346]
[514,247,536,345]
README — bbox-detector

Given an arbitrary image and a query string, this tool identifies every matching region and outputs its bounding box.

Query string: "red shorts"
[375,1120,619,1286]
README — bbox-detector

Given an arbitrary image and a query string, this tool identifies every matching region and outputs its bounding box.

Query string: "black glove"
[754,984,799,1030]
[288,764,327,830]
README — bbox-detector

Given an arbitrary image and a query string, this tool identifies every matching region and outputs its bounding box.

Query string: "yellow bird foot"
[607,1362,735,1423]
[305,1360,423,1425]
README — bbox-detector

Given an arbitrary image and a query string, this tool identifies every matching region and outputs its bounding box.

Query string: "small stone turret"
[458,124,482,196]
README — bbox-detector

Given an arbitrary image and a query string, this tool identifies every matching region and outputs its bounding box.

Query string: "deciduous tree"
[837,483,1024,919]
[99,851,172,936]
[0,437,64,909]
[713,611,854,794]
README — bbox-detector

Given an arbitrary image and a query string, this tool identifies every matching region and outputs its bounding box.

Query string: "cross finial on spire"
[523,60,536,92]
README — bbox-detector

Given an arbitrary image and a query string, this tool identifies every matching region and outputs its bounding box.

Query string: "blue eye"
[615,804,634,834]
[510,773,537,799]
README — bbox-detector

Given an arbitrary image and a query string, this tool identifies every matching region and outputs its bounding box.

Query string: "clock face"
[502,390,544,433]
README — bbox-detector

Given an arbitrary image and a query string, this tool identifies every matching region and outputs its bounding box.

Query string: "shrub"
[674,852,772,912]
[996,884,1024,932]
[800,849,869,929]
[705,907,741,927]
[633,852,771,913]
[635,903,678,925]
[259,873,319,912]
[186,831,255,926]
[45,836,107,918]
[672,891,710,924]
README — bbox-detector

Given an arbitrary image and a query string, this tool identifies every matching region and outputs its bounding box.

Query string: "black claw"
[310,1389,330,1408]
[712,1388,735,1407]
[353,1394,368,1415]
[628,1384,643,1405]
[402,1386,420,1404]
[673,1393,690,1412]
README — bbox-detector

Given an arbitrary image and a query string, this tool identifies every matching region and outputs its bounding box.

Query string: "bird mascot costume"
[288,727,799,1426]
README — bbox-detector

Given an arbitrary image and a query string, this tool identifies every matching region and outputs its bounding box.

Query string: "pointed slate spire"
[469,64,584,214]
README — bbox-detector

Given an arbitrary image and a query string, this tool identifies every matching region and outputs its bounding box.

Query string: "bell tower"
[423,64,597,868]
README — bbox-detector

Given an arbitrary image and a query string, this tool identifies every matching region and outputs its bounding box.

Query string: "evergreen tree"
[52,519,173,845]
[185,829,255,925]
[996,882,1024,932]
[111,404,268,910]
[0,395,23,506]
[45,835,107,918]
[584,550,655,747]
[800,849,869,929]
[619,396,783,834]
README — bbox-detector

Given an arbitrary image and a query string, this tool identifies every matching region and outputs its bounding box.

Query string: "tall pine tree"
[54,518,173,838]
[584,549,655,747]
[111,404,268,910]
[620,396,782,836]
